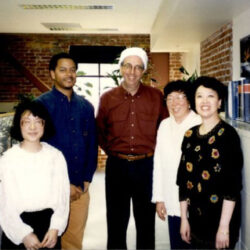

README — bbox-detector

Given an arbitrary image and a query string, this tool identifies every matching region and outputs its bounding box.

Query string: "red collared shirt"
[97,84,168,154]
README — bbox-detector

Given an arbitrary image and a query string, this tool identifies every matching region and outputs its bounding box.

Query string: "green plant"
[106,69,122,87]
[76,70,93,96]
[179,66,198,83]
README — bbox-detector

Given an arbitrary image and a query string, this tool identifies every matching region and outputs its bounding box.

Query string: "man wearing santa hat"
[97,47,167,249]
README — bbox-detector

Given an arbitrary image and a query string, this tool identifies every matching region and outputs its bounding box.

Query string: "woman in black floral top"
[177,76,243,249]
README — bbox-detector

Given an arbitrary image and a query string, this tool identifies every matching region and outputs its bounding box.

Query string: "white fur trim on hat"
[118,47,148,70]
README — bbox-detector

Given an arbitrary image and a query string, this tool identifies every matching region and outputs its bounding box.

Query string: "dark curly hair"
[49,52,78,71]
[10,100,55,141]
[163,80,192,104]
[191,76,227,112]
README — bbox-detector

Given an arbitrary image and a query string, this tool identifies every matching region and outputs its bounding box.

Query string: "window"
[74,62,119,114]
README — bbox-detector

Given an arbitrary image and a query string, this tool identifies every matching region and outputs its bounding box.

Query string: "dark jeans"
[105,155,155,249]
[1,209,61,250]
[168,216,191,249]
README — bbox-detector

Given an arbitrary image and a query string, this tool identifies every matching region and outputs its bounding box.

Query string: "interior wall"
[150,53,169,91]
[181,44,200,77]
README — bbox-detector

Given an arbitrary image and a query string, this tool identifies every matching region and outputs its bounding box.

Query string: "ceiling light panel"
[42,23,83,31]
[20,5,113,10]
[41,23,119,32]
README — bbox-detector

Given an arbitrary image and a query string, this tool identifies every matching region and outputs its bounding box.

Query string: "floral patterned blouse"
[177,120,243,246]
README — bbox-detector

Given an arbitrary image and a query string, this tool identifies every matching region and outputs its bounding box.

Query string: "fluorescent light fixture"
[20,5,113,10]
[42,23,83,31]
[41,23,118,32]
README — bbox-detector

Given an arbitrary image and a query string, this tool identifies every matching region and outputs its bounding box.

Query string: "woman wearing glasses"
[152,80,201,249]
[0,100,70,249]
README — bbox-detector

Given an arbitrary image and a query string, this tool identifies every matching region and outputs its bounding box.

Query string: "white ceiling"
[1,0,250,52]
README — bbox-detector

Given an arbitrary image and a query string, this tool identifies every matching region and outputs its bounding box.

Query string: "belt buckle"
[127,154,135,161]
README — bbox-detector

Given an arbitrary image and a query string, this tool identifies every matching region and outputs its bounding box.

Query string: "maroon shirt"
[96,84,168,154]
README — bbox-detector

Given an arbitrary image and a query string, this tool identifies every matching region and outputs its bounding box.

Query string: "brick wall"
[169,52,183,81]
[200,22,233,83]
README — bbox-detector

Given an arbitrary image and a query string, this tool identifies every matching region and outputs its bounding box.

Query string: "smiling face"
[166,91,190,123]
[20,111,45,144]
[50,58,77,91]
[120,55,145,92]
[195,85,221,120]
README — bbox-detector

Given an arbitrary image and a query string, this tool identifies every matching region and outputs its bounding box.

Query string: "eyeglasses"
[166,94,187,103]
[122,63,144,74]
[21,118,44,128]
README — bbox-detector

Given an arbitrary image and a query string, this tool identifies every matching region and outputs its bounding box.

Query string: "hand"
[156,202,167,221]
[41,229,58,248]
[83,181,90,193]
[216,226,229,249]
[23,232,41,250]
[180,218,191,244]
[70,184,83,202]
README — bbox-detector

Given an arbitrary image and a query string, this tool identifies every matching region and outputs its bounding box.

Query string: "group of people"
[0,47,243,250]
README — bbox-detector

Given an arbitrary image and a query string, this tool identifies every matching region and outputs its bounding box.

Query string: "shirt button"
[131,99,135,102]
[72,130,76,133]
[131,124,134,127]
[131,112,135,115]
[71,117,74,121]
[131,148,134,151]
[74,156,78,160]
[131,136,134,139]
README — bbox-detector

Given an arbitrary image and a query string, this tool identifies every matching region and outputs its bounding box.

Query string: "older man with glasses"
[97,47,167,249]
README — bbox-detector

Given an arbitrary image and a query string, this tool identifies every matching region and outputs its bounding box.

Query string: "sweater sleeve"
[49,150,70,235]
[176,135,189,201]
[221,126,243,200]
[0,156,33,245]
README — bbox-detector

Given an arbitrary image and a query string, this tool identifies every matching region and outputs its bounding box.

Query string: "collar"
[119,82,144,97]
[52,86,76,101]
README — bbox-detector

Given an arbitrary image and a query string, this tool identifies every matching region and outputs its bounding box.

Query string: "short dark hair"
[163,80,192,103]
[49,52,78,71]
[10,100,55,141]
[191,76,227,112]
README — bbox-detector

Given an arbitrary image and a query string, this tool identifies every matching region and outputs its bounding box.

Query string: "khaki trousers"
[61,191,90,250]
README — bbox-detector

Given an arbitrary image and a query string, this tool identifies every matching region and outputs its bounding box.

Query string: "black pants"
[105,155,155,250]
[1,209,61,250]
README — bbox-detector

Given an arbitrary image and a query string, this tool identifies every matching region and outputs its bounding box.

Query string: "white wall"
[232,8,250,80]
[181,44,201,76]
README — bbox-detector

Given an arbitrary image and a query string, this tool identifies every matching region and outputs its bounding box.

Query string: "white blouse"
[152,110,201,216]
[0,142,70,245]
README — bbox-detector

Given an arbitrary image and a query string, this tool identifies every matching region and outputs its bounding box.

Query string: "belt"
[110,152,153,161]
